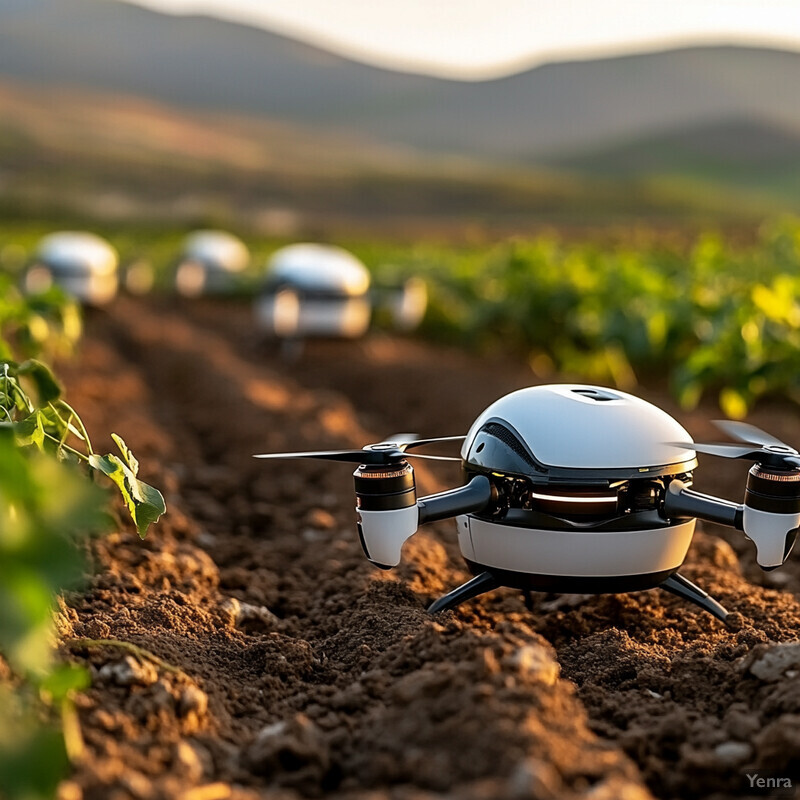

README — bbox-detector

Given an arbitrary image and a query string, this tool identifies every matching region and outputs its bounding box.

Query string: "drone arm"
[665,478,800,569]
[418,475,493,524]
[663,479,744,529]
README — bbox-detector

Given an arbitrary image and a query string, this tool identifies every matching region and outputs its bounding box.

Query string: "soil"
[52,295,800,800]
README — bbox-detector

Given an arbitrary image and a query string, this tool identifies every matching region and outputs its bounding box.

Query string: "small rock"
[507,645,559,686]
[98,655,158,687]
[508,757,561,799]
[540,593,593,612]
[220,598,277,631]
[585,778,652,800]
[178,685,209,718]
[724,611,745,632]
[196,530,217,548]
[646,689,663,700]
[119,770,153,800]
[174,741,207,783]
[714,741,752,766]
[304,508,336,530]
[746,642,800,681]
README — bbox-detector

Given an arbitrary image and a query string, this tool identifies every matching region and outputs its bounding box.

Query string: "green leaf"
[16,360,62,404]
[89,453,166,538]
[13,411,45,450]
[111,433,139,476]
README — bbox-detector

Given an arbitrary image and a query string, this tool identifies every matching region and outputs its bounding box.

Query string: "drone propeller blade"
[381,433,420,446]
[253,449,394,465]
[404,453,461,462]
[691,442,765,459]
[255,434,465,466]
[401,435,466,451]
[713,420,788,449]
[666,440,763,458]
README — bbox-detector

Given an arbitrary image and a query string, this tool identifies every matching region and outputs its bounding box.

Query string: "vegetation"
[376,217,800,418]
[0,281,165,799]
[5,216,800,422]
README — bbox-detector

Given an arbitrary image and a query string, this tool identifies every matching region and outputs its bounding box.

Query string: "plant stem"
[41,430,89,462]
[58,400,94,454]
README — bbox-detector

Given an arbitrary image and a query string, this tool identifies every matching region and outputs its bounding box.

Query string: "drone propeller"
[253,434,464,465]
[668,420,800,470]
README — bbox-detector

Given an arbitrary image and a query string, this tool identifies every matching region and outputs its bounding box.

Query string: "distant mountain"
[2,0,800,161]
[558,118,800,202]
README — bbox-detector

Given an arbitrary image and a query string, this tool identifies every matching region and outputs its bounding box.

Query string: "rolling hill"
[1,0,800,161]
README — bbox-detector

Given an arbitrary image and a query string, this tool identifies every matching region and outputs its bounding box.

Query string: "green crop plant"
[0,274,82,363]
[1,360,166,537]
[387,217,800,418]
[0,279,165,799]
[0,427,106,800]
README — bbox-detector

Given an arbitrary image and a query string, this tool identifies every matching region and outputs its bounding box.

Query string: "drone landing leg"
[427,572,499,614]
[660,573,730,625]
[522,589,534,612]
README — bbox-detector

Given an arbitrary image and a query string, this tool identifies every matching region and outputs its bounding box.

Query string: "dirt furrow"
[170,298,800,798]
[56,297,652,800]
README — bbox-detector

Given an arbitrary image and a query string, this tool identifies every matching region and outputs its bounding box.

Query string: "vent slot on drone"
[570,388,619,402]
[482,422,539,468]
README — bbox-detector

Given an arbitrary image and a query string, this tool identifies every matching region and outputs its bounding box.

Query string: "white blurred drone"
[257,385,800,623]
[174,230,250,297]
[24,231,119,306]
[254,243,427,352]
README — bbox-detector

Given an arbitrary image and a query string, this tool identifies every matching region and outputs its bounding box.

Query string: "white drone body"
[25,232,119,306]
[255,244,372,340]
[254,244,428,347]
[258,384,800,623]
[174,230,250,298]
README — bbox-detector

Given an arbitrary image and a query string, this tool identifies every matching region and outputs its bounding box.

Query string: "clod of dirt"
[745,641,800,681]
[241,714,330,793]
[98,655,159,687]
[753,713,800,770]
[178,685,209,718]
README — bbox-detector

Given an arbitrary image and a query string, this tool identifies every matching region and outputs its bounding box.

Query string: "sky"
[124,0,800,79]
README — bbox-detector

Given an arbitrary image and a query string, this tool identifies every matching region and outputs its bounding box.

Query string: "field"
[4,223,800,799]
[25,290,799,800]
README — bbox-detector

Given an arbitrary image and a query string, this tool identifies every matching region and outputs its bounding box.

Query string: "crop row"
[0,280,165,799]
[385,218,800,418]
[4,218,800,416]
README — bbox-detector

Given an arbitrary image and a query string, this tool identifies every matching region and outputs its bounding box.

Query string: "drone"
[255,384,800,624]
[24,231,119,306]
[254,243,428,352]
